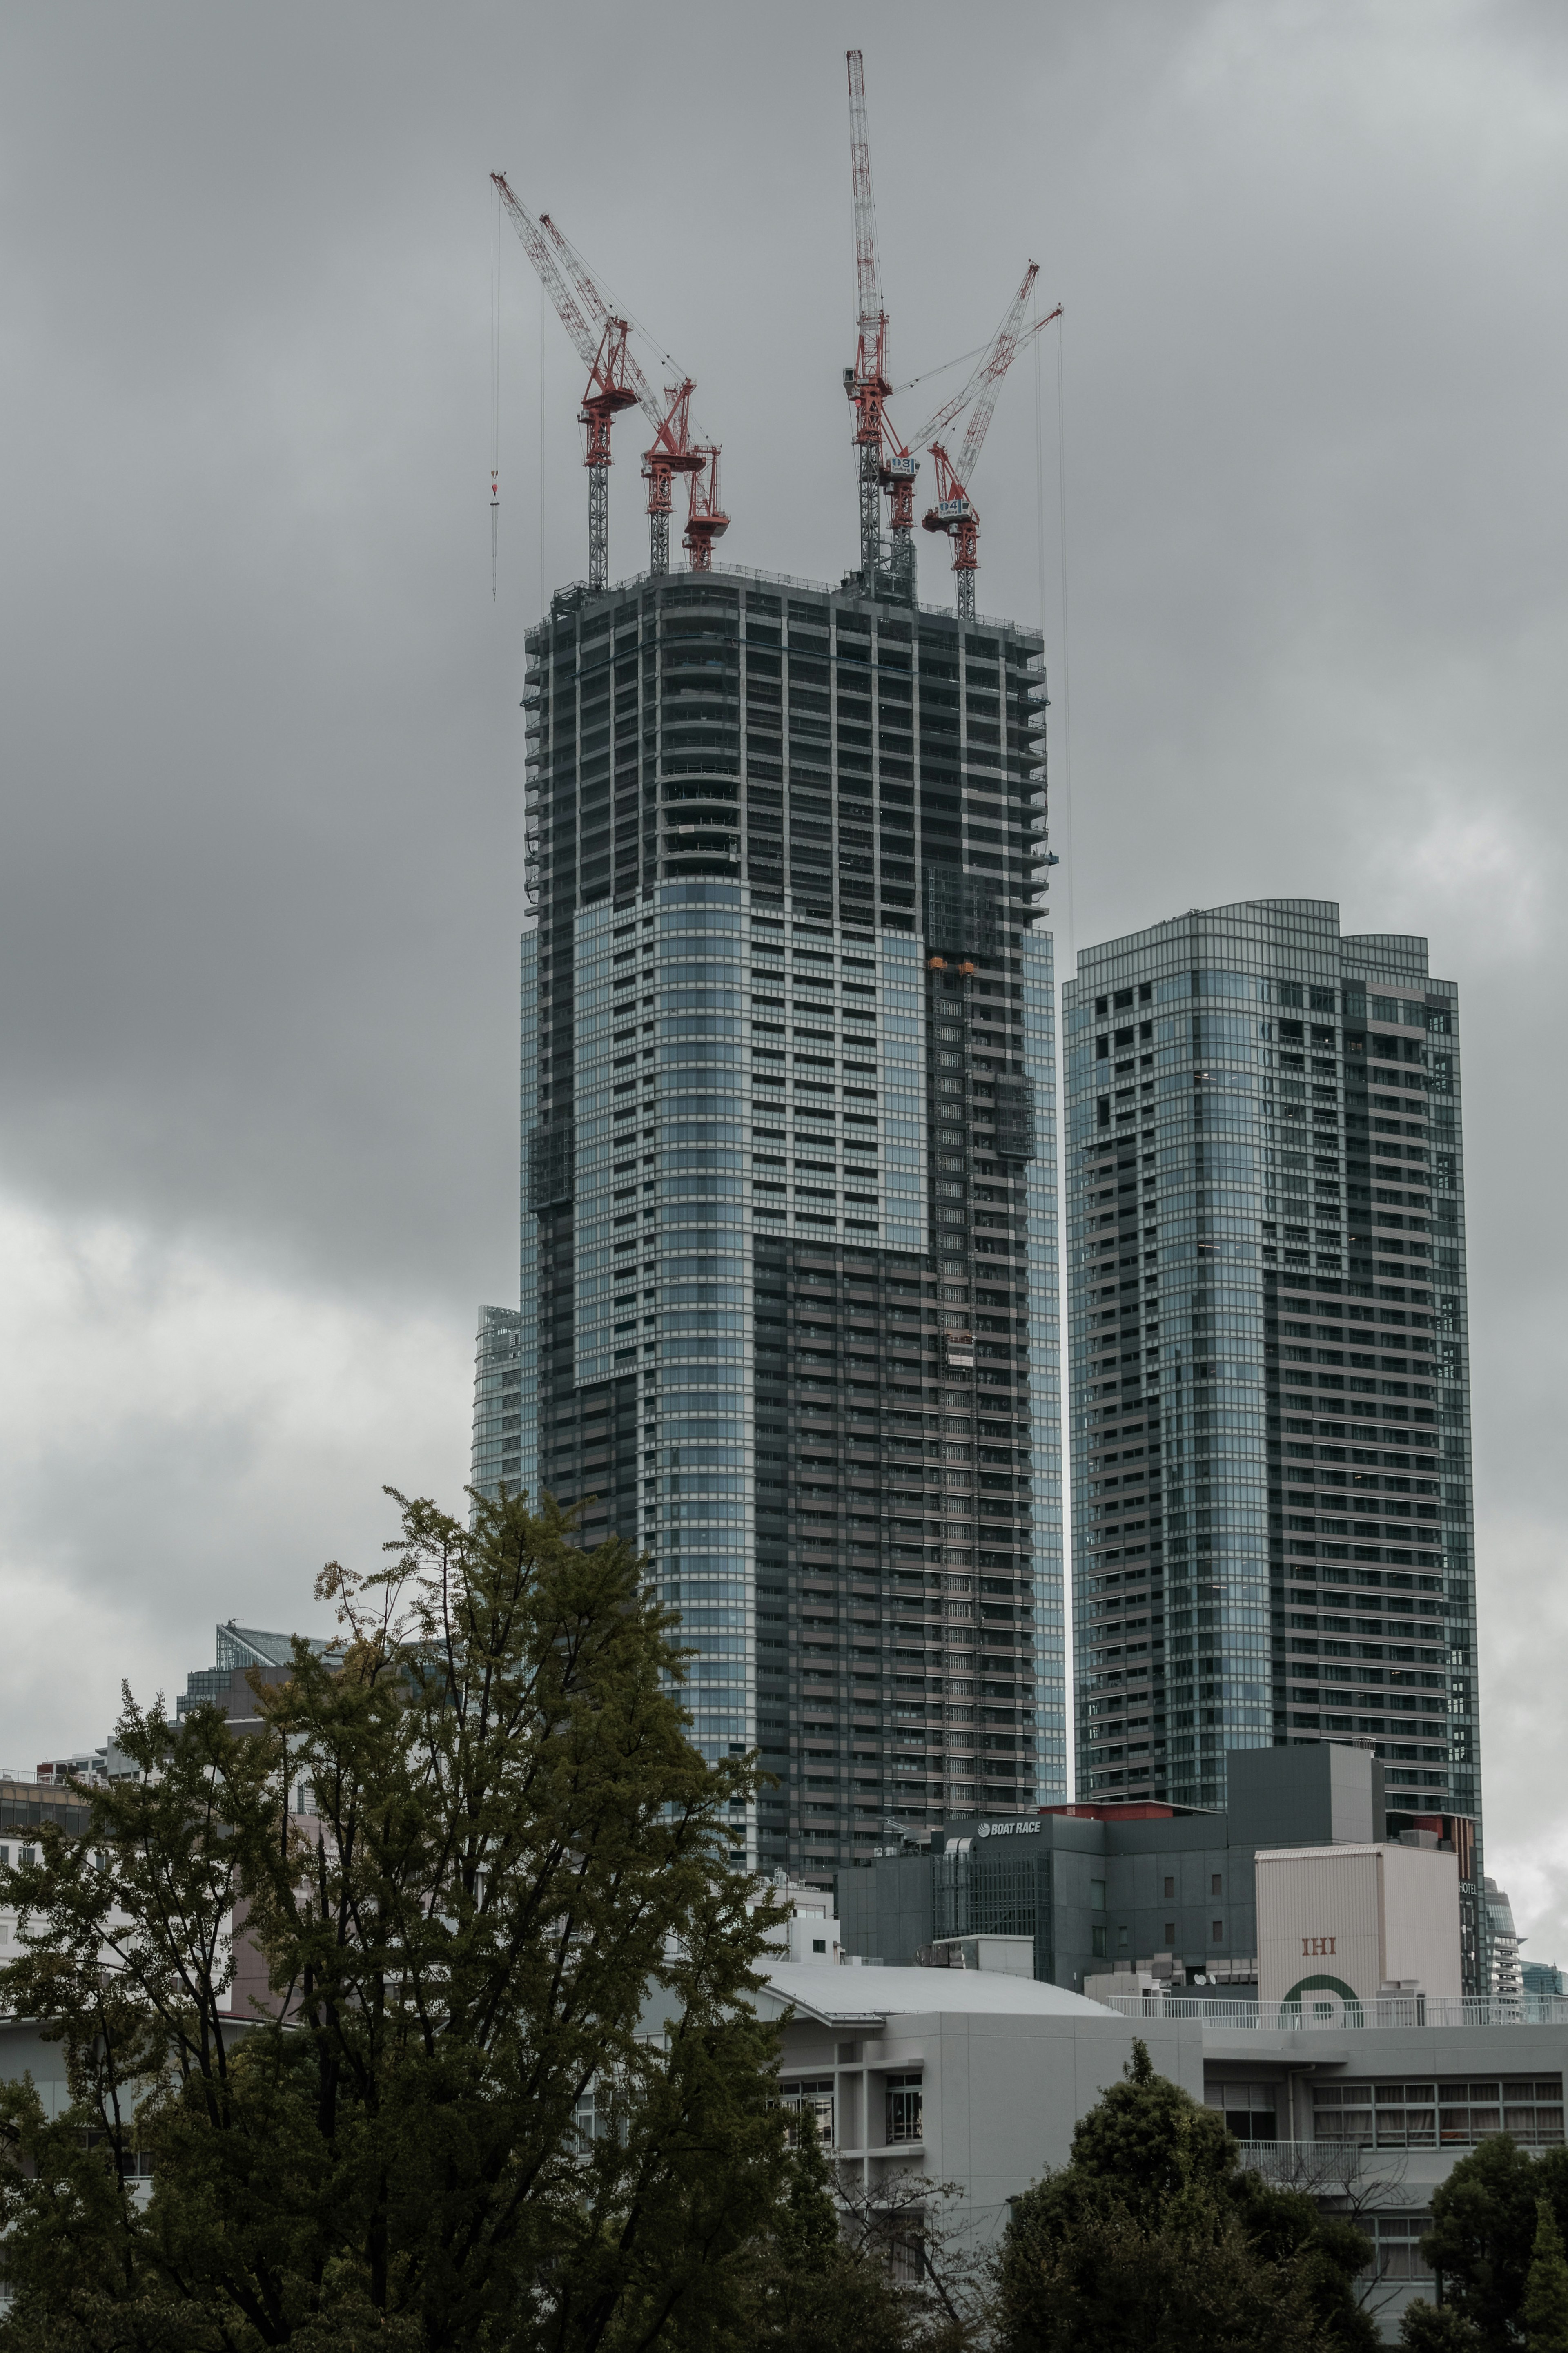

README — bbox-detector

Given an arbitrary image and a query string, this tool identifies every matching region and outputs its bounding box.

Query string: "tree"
[1524,2199,1568,2353]
[993,2040,1379,2353]
[1398,2304,1481,2352]
[0,1488,795,2352]
[741,2113,914,2353]
[1421,2135,1568,2347]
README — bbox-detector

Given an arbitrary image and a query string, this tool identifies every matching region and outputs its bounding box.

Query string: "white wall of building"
[1255,1844,1460,2010]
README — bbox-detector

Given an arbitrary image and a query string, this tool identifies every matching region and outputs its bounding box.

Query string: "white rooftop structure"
[755,1960,1111,2024]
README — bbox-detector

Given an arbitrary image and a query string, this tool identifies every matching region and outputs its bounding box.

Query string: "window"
[80,2131,154,2180]
[1163,1875,1175,1899]
[1212,1920,1224,1943]
[1314,2078,1564,2149]
[1357,2215,1435,2281]
[1089,1879,1106,1911]
[886,2074,924,2144]
[1205,2081,1278,2143]
[781,2079,835,2148]
[1091,1925,1107,1958]
[1212,1873,1223,1897]
[1164,1922,1176,1944]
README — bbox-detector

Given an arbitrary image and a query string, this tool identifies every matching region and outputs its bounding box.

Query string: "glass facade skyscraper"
[474,564,1065,1882]
[1064,900,1478,1836]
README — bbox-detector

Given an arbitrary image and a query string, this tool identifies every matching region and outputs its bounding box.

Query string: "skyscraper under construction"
[472,565,1064,1882]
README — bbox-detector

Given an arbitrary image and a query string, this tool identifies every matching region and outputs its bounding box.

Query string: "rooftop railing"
[1101,1993,1568,2032]
[534,566,1045,644]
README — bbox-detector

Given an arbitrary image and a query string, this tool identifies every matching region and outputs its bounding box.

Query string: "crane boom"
[492,174,600,375]
[951,263,1042,490]
[916,265,1061,619]
[538,212,664,437]
[907,268,1057,462]
[847,49,882,347]
[845,49,904,595]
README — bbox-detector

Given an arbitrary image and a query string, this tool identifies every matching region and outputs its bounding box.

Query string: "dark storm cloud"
[0,0,1564,1941]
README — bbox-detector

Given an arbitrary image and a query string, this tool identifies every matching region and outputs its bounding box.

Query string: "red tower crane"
[537,213,707,579]
[491,173,715,587]
[844,50,917,598]
[909,263,1062,619]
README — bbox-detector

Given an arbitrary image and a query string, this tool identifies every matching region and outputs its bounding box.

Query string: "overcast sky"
[2,0,1564,1955]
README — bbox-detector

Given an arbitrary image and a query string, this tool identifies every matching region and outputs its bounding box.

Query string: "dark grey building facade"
[472,564,1066,1881]
[839,1742,1487,1996]
[1060,902,1478,1836]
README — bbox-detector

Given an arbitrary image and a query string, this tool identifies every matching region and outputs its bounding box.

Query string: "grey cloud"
[0,0,1565,1946]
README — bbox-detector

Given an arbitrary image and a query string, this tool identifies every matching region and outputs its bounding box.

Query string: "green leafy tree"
[742,2112,914,2353]
[0,1488,795,2353]
[1524,2198,1568,2353]
[1398,2304,1482,2351]
[994,2040,1378,2353]
[1420,2135,1568,2347]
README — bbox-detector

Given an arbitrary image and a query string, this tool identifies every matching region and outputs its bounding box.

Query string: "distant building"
[840,1740,1489,1998]
[469,1304,526,1500]
[1524,1960,1566,1999]
[1486,1877,1524,1998]
[35,1750,108,1785]
[176,1621,342,1728]
[1061,901,1479,1836]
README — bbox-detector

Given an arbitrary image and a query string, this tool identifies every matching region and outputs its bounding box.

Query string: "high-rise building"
[1063,901,1479,1837]
[474,565,1065,1880]
[1485,1878,1524,1999]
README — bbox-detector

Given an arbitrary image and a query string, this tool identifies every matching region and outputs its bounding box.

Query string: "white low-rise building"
[752,1953,1568,2338]
[754,1960,1200,2220]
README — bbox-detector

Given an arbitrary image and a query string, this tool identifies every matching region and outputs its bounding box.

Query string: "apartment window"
[1163,1922,1176,1944]
[1314,2077,1564,2148]
[780,2078,835,2149]
[886,2074,924,2144]
[1212,1920,1224,1943]
[1211,1873,1223,1896]
[1357,2215,1435,2281]
[1205,2081,1278,2144]
[1163,1876,1175,1899]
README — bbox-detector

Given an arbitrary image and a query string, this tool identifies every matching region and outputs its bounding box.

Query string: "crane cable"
[490,181,501,596]
[1056,310,1075,959]
[889,338,987,397]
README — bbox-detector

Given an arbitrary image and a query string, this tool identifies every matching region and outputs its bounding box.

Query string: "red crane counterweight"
[642,379,704,576]
[683,446,729,571]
